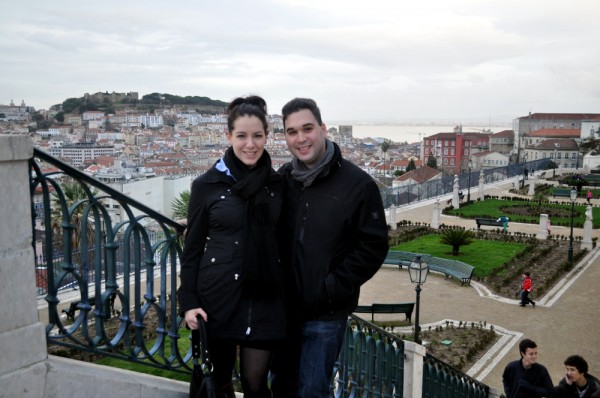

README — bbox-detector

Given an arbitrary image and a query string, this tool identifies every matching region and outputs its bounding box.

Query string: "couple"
[503,339,600,398]
[178,96,389,398]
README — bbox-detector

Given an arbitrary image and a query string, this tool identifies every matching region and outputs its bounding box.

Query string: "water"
[330,124,510,142]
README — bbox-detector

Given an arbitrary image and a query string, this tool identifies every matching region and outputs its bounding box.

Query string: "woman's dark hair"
[227,95,269,133]
[564,355,588,374]
[282,97,323,126]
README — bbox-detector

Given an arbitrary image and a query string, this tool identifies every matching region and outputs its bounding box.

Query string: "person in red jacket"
[520,271,535,308]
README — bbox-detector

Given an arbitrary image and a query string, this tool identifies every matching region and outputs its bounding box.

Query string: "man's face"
[521,347,538,368]
[284,109,327,169]
[565,365,585,385]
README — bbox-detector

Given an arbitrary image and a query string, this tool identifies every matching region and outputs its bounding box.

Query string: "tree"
[579,136,600,155]
[393,170,404,177]
[381,139,390,176]
[406,159,416,172]
[171,189,191,220]
[55,112,65,123]
[50,182,99,251]
[440,228,474,256]
[427,155,438,169]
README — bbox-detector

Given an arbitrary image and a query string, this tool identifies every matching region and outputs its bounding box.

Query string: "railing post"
[0,135,48,397]
[403,340,426,398]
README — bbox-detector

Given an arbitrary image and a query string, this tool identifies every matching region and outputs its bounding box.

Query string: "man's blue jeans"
[271,318,347,398]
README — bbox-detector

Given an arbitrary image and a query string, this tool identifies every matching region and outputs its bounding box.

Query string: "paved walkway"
[360,178,600,393]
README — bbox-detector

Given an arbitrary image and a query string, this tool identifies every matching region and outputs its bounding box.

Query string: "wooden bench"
[354,302,416,323]
[384,251,419,268]
[428,260,475,286]
[553,188,572,198]
[475,218,504,229]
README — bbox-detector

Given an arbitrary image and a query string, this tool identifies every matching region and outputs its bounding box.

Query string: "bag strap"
[191,315,214,374]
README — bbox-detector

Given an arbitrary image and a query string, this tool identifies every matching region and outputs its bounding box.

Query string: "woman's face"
[226,115,267,168]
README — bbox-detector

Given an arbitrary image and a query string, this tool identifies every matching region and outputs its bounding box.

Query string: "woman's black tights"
[209,338,272,398]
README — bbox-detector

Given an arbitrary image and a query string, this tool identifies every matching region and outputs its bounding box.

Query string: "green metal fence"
[423,354,489,398]
[334,315,404,398]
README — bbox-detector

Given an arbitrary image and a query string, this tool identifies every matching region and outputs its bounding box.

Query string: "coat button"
[220,195,225,199]
[234,241,239,245]
[211,258,216,262]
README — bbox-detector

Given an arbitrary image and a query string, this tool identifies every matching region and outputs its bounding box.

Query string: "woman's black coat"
[178,164,286,341]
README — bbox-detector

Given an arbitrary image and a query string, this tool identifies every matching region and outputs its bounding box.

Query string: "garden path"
[363,177,600,394]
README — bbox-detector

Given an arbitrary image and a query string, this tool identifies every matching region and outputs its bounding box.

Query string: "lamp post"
[409,255,429,344]
[568,187,577,264]
[554,148,558,177]
[467,159,472,203]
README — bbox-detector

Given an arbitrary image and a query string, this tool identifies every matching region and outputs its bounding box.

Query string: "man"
[271,98,389,398]
[553,355,600,398]
[502,338,553,398]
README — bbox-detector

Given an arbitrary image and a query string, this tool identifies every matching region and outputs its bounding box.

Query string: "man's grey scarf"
[291,139,335,187]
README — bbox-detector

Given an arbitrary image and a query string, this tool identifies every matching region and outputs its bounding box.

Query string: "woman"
[178,95,286,398]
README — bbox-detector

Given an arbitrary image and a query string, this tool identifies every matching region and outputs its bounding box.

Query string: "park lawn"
[94,327,192,382]
[447,199,600,228]
[392,234,527,278]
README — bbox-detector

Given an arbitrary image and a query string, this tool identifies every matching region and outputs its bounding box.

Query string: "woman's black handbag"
[189,315,223,398]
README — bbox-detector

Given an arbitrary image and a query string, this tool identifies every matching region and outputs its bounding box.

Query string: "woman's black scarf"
[223,147,280,299]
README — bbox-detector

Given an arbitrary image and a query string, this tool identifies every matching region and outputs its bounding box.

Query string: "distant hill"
[53,91,228,115]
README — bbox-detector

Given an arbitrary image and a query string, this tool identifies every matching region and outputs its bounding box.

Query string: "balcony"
[0,135,497,397]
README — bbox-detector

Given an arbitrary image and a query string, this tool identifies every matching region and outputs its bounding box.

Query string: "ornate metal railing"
[30,148,190,374]
[380,159,550,208]
[333,315,405,398]
[423,354,489,398]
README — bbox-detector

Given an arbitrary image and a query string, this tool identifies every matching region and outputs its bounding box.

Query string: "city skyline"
[2,1,599,123]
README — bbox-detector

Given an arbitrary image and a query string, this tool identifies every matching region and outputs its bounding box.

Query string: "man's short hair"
[519,339,537,356]
[564,355,588,374]
[282,98,323,126]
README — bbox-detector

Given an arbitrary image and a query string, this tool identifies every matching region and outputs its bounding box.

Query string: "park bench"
[428,261,475,286]
[383,251,423,268]
[475,218,504,229]
[553,188,572,198]
[62,292,116,320]
[354,302,416,323]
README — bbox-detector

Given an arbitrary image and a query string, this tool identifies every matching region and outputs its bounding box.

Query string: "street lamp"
[467,159,472,203]
[554,148,558,177]
[568,187,577,264]
[409,255,429,344]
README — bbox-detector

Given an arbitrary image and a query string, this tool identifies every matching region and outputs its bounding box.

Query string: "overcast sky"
[2,0,599,123]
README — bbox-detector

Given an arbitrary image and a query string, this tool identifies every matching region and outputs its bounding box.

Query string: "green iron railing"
[30,148,191,374]
[423,354,489,398]
[333,315,404,398]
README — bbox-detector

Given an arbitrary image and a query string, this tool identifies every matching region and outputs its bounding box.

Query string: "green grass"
[447,199,600,228]
[392,234,527,278]
[93,327,192,382]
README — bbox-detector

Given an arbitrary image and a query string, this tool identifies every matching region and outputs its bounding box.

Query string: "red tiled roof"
[527,128,580,137]
[394,165,441,184]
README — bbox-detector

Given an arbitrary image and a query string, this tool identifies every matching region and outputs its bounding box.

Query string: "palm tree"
[171,189,191,220]
[440,228,474,256]
[50,181,99,250]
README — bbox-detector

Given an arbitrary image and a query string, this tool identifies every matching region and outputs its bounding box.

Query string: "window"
[542,152,546,158]
[451,149,455,155]
[451,141,455,147]
[444,148,448,155]
[571,153,576,160]
[443,158,448,165]
[557,153,561,159]
[450,158,455,165]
